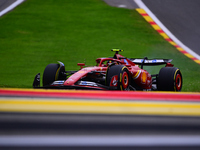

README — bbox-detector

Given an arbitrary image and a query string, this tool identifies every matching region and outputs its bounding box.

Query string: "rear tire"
[106,65,130,90]
[43,64,60,86]
[157,67,182,91]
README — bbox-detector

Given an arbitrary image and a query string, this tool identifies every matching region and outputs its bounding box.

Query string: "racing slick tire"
[43,63,60,86]
[157,67,182,91]
[106,65,130,90]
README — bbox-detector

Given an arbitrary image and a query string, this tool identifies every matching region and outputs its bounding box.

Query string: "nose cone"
[64,79,75,85]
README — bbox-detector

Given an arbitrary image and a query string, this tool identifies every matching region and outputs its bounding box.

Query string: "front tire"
[157,67,182,91]
[106,65,130,90]
[43,64,60,86]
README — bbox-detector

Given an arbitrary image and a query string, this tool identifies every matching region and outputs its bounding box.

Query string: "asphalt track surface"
[104,0,138,9]
[0,0,16,12]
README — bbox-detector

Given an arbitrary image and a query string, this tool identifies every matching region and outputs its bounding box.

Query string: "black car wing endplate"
[33,73,40,88]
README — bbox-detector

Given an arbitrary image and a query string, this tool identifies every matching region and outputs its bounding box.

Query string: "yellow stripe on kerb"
[176,47,185,51]
[152,24,161,30]
[184,53,195,58]
[143,16,154,22]
[194,60,200,64]
[159,33,169,39]
[136,8,146,14]
[0,98,200,116]
[169,41,177,46]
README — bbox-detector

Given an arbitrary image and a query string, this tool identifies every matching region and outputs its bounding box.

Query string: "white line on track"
[0,0,24,17]
[0,135,200,146]
[134,0,200,60]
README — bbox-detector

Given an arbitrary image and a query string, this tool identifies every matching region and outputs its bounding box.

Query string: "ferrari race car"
[33,49,182,91]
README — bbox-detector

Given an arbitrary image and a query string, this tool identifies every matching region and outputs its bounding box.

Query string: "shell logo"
[141,72,147,83]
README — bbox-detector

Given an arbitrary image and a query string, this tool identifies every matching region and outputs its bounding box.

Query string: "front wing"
[33,73,116,90]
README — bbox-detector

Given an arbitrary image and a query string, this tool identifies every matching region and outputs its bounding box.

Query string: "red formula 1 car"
[33,49,182,91]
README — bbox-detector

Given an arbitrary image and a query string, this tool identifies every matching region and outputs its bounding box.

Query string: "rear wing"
[129,58,172,66]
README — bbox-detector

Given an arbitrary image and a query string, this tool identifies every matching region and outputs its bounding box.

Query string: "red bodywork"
[63,53,152,90]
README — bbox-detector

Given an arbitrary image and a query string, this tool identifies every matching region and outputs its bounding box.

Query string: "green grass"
[0,0,200,92]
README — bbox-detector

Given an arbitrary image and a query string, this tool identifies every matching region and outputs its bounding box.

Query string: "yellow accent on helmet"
[111,49,124,52]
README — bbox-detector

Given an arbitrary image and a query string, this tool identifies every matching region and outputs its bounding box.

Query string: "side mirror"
[77,63,85,69]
